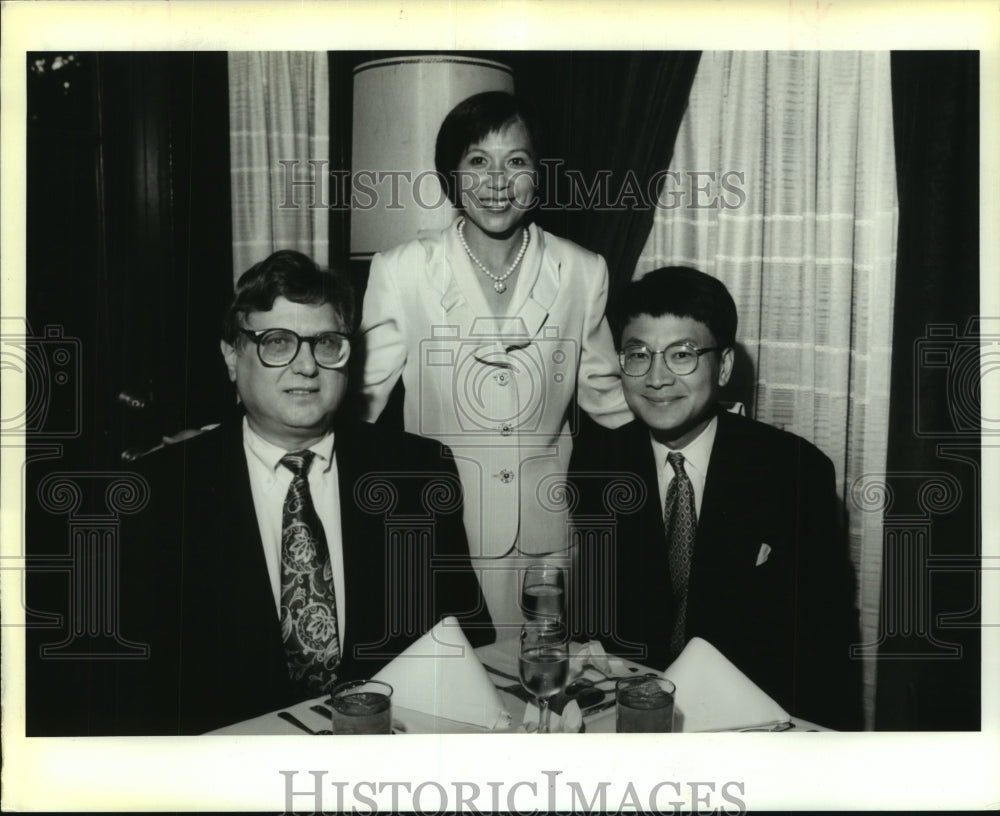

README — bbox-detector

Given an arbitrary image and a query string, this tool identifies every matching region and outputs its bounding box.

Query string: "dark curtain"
[505,51,701,318]
[25,52,234,469]
[877,52,980,730]
[25,52,235,734]
[328,51,355,272]
[101,53,236,445]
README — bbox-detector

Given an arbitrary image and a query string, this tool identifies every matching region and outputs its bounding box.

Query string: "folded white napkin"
[568,639,627,679]
[662,637,789,732]
[371,617,511,730]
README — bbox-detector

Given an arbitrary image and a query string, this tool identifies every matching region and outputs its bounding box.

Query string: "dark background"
[23,50,982,730]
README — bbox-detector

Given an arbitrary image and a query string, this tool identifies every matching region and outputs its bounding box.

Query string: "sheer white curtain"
[228,53,329,282]
[636,51,898,728]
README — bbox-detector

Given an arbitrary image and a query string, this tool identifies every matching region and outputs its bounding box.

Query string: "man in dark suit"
[569,267,862,730]
[27,250,493,735]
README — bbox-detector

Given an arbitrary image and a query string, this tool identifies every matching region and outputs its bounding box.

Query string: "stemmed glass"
[518,620,569,733]
[521,563,565,624]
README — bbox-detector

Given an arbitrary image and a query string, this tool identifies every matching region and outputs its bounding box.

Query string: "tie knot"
[280,450,316,477]
[666,451,686,476]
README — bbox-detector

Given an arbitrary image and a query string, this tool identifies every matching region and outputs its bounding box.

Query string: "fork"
[579,662,640,683]
[277,710,331,735]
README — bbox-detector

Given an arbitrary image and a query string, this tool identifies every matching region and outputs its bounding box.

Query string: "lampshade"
[350,55,514,259]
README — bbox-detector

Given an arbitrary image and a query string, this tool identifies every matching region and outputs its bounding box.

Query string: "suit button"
[499,469,514,483]
[499,423,513,436]
[495,372,510,386]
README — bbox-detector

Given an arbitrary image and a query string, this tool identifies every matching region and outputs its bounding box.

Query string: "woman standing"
[358,92,631,634]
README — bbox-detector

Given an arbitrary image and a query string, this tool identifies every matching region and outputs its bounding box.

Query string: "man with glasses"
[569,266,861,730]
[33,250,493,735]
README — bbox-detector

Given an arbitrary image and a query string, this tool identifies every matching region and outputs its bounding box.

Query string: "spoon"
[277,710,332,735]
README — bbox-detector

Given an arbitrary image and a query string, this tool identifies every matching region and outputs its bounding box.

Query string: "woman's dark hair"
[222,249,355,344]
[434,91,542,206]
[617,267,738,349]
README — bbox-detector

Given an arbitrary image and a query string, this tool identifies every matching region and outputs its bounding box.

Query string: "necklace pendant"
[493,281,506,294]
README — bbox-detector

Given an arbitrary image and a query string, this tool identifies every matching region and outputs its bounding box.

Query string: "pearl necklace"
[457,217,529,294]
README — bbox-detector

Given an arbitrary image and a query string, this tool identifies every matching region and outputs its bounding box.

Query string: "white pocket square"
[755,543,772,567]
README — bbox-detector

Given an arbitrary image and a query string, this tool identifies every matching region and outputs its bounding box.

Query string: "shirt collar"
[650,415,718,481]
[243,416,336,475]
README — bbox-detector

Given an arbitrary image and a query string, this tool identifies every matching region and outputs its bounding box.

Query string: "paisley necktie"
[665,451,697,659]
[279,450,341,695]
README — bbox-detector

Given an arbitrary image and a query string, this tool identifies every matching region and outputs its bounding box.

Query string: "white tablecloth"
[208,637,827,735]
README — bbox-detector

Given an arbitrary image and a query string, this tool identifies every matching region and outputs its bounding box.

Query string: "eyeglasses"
[238,328,352,369]
[618,342,720,377]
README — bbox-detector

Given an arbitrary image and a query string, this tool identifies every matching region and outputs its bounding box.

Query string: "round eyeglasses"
[238,328,352,369]
[618,342,720,377]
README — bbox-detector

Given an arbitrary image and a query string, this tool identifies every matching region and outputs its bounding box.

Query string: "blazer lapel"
[623,420,676,667]
[627,422,667,582]
[687,412,761,626]
[332,426,383,666]
[179,420,290,726]
[438,220,494,331]
[697,412,759,551]
[502,224,558,345]
[438,222,560,351]
[213,423,284,650]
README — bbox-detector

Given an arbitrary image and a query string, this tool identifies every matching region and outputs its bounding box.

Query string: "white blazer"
[359,219,632,565]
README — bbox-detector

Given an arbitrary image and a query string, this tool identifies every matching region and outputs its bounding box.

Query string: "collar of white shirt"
[243,419,336,478]
[650,415,719,518]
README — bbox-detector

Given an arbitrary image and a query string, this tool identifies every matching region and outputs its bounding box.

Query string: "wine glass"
[521,563,565,623]
[518,620,569,733]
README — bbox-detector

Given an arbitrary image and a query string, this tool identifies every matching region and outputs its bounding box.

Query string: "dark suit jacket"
[27,417,494,735]
[568,409,862,730]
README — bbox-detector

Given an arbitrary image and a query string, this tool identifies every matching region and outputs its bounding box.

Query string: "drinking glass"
[521,563,565,623]
[518,621,569,733]
[615,674,675,733]
[329,679,393,734]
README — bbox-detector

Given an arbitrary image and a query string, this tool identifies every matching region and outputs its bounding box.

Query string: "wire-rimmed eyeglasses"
[238,328,352,369]
[618,342,720,377]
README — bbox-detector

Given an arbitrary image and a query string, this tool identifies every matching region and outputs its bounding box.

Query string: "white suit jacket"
[359,219,632,559]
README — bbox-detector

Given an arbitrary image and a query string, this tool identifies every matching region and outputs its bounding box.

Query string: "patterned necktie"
[665,451,697,659]
[279,450,341,696]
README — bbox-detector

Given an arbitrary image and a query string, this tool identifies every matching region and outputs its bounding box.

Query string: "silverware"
[278,710,331,735]
[581,662,641,682]
[580,696,617,716]
[735,720,795,732]
[580,662,618,681]
[567,666,641,697]
[310,704,333,719]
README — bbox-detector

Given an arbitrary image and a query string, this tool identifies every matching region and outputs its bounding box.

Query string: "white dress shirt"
[651,416,719,520]
[242,418,347,641]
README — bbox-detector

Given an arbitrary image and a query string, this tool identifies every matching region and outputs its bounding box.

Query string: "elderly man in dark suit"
[28,250,494,735]
[569,266,861,730]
